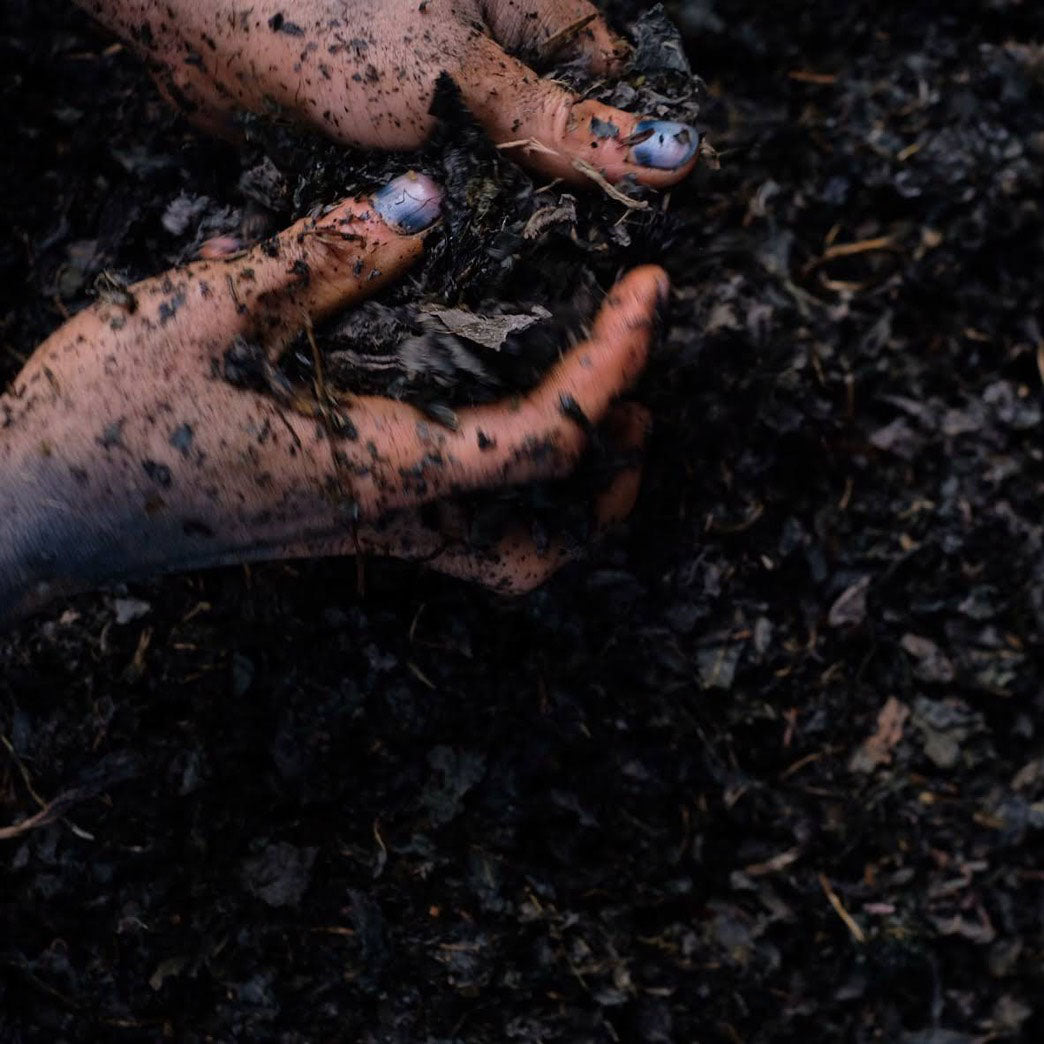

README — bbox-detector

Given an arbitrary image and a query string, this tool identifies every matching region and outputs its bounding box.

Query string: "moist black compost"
[2,1,1044,1040]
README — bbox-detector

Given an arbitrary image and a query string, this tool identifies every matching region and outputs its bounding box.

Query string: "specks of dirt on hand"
[558,392,592,432]
[182,519,215,538]
[420,402,459,430]
[142,459,173,488]
[477,430,496,450]
[267,13,304,36]
[97,418,126,449]
[223,336,268,390]
[330,410,359,440]
[590,115,619,139]
[169,423,194,457]
[157,290,186,325]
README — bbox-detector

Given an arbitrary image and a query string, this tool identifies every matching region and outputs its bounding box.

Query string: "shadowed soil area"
[2,1,1043,1039]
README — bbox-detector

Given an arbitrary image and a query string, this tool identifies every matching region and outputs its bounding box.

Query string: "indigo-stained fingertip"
[627,120,702,170]
[372,171,443,234]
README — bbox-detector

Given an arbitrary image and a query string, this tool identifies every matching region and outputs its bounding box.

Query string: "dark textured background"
[2,1,1043,1039]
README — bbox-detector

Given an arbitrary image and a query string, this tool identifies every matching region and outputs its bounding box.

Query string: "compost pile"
[2,1,1044,1040]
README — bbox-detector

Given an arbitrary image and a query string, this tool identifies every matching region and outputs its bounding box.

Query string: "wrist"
[0,424,98,626]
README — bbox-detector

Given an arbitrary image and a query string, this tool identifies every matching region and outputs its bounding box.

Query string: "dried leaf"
[849,696,909,773]
[828,575,871,628]
[930,911,996,946]
[900,633,955,683]
[743,848,801,877]
[869,417,922,460]
[419,305,546,351]
[522,196,577,240]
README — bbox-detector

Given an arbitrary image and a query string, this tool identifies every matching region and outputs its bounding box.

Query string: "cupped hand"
[79,0,701,186]
[0,173,663,621]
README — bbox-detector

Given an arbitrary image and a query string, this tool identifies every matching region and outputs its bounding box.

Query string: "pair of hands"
[0,0,700,620]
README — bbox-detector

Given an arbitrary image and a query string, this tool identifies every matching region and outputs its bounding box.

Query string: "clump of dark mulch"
[2,1,1044,1040]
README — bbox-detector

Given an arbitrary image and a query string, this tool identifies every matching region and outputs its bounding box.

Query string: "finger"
[428,401,650,593]
[251,402,650,594]
[5,261,657,602]
[111,172,442,361]
[452,34,700,187]
[590,402,650,527]
[148,57,237,142]
[481,0,630,74]
[228,172,443,356]
[330,265,666,517]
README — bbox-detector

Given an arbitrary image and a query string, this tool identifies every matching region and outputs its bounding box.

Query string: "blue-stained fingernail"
[628,120,702,170]
[372,171,443,234]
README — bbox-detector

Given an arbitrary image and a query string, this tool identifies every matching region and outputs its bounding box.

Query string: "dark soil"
[3,1,1044,1040]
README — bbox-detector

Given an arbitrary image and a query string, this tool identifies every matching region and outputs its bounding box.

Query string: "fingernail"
[372,171,443,234]
[628,120,702,170]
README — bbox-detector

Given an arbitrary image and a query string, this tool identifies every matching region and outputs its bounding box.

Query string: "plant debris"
[2,0,1044,1040]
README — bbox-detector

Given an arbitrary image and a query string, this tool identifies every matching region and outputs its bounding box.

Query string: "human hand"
[0,173,663,622]
[78,0,701,186]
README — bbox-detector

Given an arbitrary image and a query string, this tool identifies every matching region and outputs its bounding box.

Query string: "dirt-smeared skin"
[75,0,698,186]
[0,184,663,622]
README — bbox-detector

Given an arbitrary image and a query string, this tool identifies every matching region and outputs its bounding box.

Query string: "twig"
[803,236,900,278]
[303,314,364,584]
[779,747,835,780]
[407,661,436,690]
[571,159,649,210]
[541,13,598,58]
[304,315,354,504]
[497,137,559,157]
[821,235,895,261]
[788,69,838,85]
[744,847,801,877]
[0,734,93,840]
[819,873,866,943]
[0,784,94,841]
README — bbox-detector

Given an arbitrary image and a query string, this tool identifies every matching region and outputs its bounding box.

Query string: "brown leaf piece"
[849,696,910,773]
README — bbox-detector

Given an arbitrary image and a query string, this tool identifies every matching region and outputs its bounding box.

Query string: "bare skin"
[0,178,664,624]
[76,0,702,185]
[1,0,693,625]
